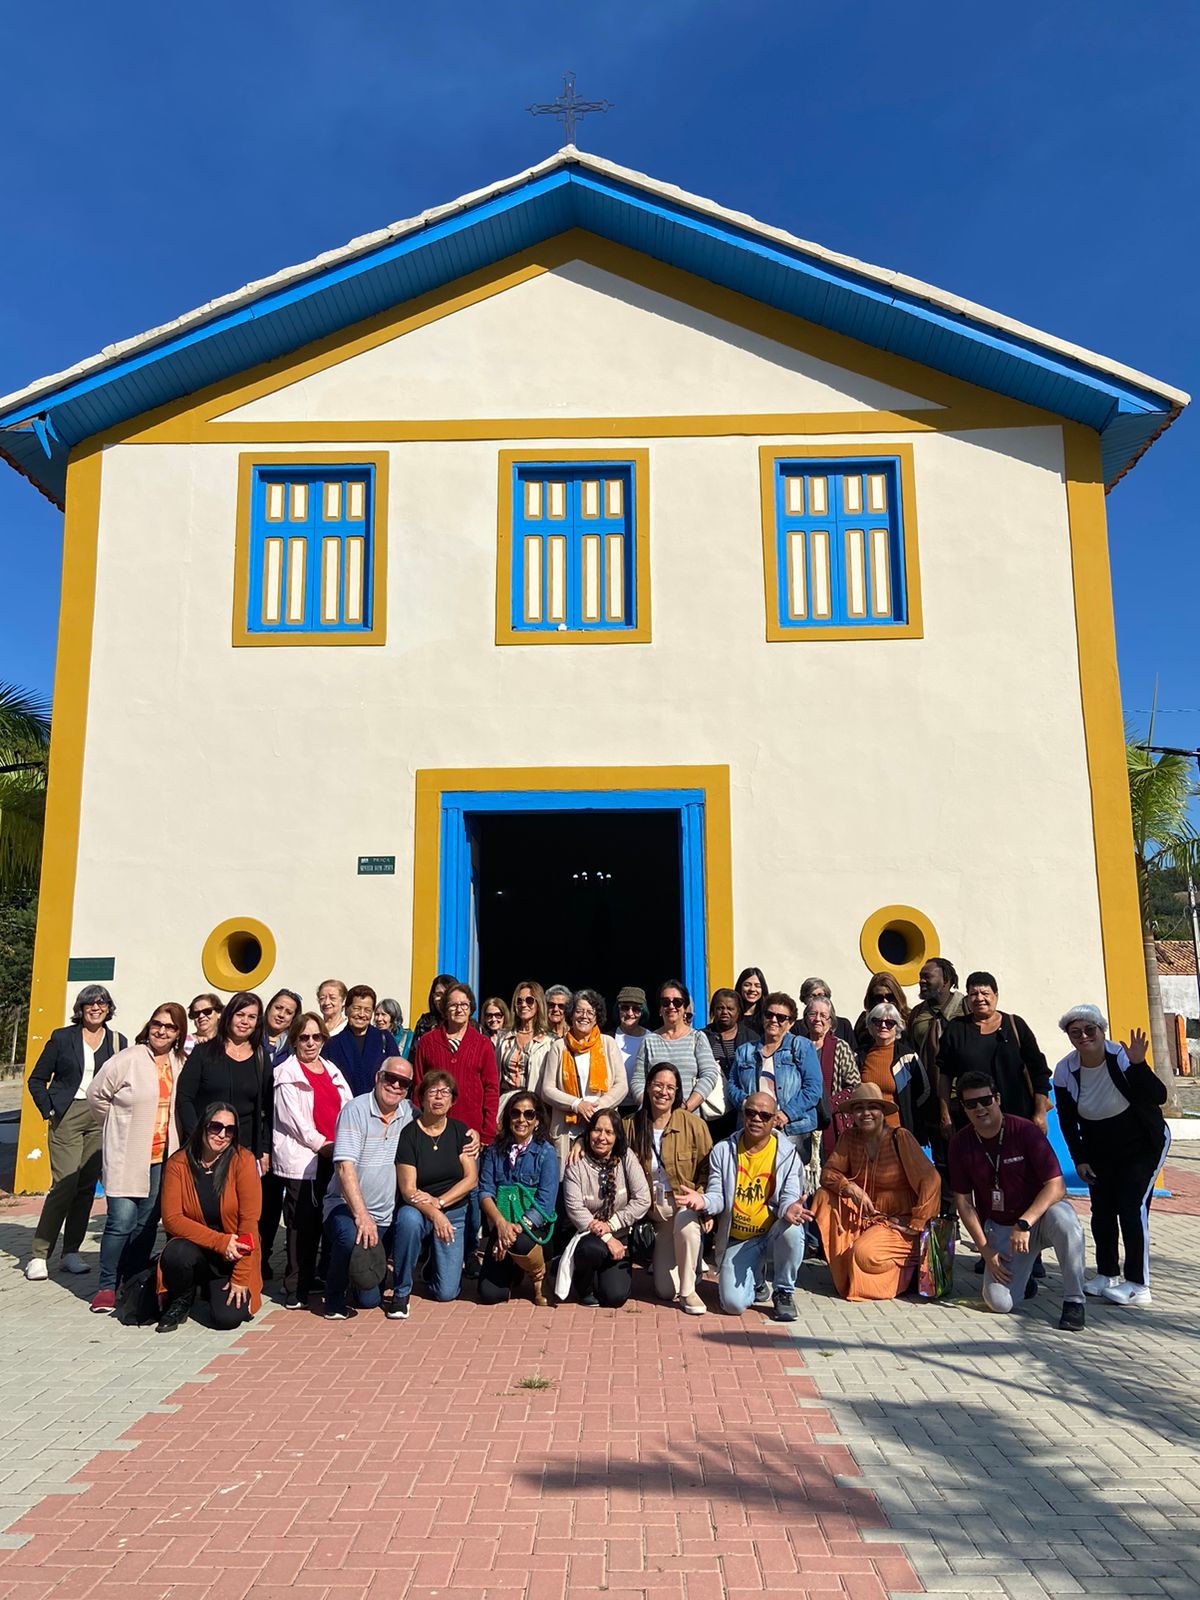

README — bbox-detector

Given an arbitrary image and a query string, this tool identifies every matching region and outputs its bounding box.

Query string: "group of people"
[21,959,1170,1335]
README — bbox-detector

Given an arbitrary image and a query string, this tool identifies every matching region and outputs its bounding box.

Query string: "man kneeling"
[948,1070,1087,1331]
[682,1090,809,1322]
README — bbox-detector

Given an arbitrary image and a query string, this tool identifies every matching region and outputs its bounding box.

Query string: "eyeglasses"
[872,1019,898,1030]
[296,1032,323,1043]
[743,1108,775,1120]
[483,1012,503,1022]
[661,997,685,1010]
[764,1011,793,1025]
[82,1001,108,1010]
[961,1094,996,1112]
[509,1109,537,1122]
[189,1007,216,1021]
[546,1001,566,1011]
[148,1022,178,1034]
[618,1003,642,1013]
[572,1009,596,1022]
[1067,1024,1102,1039]
[424,1084,453,1097]
[379,1072,412,1089]
[445,1002,471,1014]
[515,996,536,1006]
[206,1120,236,1138]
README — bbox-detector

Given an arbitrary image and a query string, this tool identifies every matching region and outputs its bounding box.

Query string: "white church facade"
[1,149,1187,1190]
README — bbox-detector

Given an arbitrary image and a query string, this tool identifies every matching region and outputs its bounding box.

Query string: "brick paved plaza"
[1,1146,1198,1600]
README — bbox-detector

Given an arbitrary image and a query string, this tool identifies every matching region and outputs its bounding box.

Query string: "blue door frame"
[437,788,708,1007]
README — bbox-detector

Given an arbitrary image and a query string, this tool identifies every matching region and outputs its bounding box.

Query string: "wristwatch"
[1014,1218,1031,1232]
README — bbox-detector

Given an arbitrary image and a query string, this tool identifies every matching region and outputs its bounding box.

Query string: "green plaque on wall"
[357,856,396,875]
[67,957,116,982]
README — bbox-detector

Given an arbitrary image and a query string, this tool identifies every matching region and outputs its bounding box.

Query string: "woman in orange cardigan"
[156,1101,263,1333]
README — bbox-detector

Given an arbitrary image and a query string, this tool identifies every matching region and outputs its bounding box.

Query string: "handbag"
[917,1216,957,1300]
[629,1217,658,1264]
[495,1180,555,1245]
[698,1070,726,1122]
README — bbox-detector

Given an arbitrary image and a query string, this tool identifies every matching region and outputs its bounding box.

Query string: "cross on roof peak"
[528,71,612,145]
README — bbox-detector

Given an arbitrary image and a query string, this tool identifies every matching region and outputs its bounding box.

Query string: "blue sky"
[1,1,1197,754]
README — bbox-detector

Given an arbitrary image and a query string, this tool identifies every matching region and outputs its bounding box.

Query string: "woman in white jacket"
[539,989,628,1174]
[272,1012,353,1310]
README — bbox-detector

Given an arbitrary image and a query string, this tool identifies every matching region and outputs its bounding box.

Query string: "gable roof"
[0,146,1188,507]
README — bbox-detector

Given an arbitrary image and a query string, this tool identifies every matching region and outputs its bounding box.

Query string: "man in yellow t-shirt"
[679,1090,811,1321]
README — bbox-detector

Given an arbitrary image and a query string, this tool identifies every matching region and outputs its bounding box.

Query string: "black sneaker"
[284,1294,303,1310]
[1031,1255,1046,1280]
[1024,1277,1039,1300]
[323,1305,350,1321]
[155,1295,191,1335]
[1058,1300,1085,1332]
[579,1292,600,1307]
[386,1295,410,1320]
[772,1289,798,1323]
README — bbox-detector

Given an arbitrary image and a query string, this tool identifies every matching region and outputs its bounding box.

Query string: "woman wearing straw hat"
[811,1082,940,1301]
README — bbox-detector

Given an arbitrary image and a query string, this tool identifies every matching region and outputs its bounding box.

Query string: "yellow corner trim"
[1063,424,1149,1036]
[409,765,733,1022]
[758,442,923,642]
[859,905,939,987]
[201,917,278,992]
[101,231,1061,450]
[494,448,651,645]
[15,446,103,1194]
[231,452,389,647]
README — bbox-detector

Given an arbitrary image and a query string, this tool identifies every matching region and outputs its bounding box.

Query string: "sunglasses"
[148,1022,178,1033]
[379,1072,412,1089]
[872,1019,898,1029]
[189,1007,216,1021]
[743,1108,775,1120]
[509,1109,537,1122]
[764,1011,793,1025]
[206,1120,236,1138]
[296,1032,323,1042]
[515,996,536,1006]
[961,1094,996,1111]
[618,1003,642,1013]
[1067,1024,1102,1039]
[547,1001,566,1011]
[483,1012,503,1021]
[661,998,685,1010]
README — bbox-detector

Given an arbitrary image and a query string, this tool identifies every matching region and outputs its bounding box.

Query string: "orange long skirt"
[812,1189,921,1302]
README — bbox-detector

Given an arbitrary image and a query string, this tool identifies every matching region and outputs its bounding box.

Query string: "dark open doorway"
[474,809,683,1009]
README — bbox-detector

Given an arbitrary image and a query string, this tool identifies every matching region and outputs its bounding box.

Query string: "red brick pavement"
[1157,1160,1200,1214]
[0,1294,919,1600]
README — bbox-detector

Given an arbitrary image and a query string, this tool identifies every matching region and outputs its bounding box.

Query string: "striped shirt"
[324,1089,413,1224]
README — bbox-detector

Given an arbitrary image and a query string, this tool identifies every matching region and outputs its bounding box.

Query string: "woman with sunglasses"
[155,1101,263,1332]
[727,992,823,1161]
[480,998,511,1042]
[185,993,222,1056]
[853,973,911,1053]
[859,1002,929,1137]
[628,981,719,1116]
[272,1012,354,1309]
[175,991,273,1171]
[495,980,554,1098]
[1053,1007,1169,1307]
[478,1093,558,1306]
[812,1082,940,1301]
[85,1003,188,1314]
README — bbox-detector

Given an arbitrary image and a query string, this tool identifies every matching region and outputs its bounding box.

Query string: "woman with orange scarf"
[540,989,629,1173]
[812,1081,940,1301]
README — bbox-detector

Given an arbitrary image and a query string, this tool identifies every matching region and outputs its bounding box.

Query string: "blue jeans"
[392,1201,467,1301]
[719,1218,806,1313]
[322,1202,389,1314]
[98,1162,163,1291]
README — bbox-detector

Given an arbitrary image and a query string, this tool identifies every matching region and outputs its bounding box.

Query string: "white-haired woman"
[1052,1006,1169,1308]
[859,1003,928,1137]
[803,997,861,1162]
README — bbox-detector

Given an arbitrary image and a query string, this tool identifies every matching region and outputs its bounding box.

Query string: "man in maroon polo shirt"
[948,1070,1087,1332]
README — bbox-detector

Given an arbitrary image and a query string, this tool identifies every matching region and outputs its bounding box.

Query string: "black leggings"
[571,1232,633,1308]
[478,1228,540,1305]
[160,1237,253,1329]
[1087,1130,1168,1287]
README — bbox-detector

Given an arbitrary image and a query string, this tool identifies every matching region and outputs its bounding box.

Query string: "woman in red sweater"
[155,1101,263,1333]
[414,982,497,1273]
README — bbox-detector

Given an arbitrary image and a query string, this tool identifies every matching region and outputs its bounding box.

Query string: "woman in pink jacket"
[271,1012,353,1310]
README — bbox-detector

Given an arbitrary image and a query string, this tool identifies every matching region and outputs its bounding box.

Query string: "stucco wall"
[69,408,1103,1051]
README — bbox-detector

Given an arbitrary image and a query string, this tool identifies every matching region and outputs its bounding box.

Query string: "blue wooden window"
[773,458,908,630]
[247,465,375,635]
[510,463,636,633]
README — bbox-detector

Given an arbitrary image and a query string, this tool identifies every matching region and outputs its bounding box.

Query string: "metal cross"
[528,71,612,145]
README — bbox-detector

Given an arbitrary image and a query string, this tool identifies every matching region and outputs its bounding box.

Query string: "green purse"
[496,1180,555,1245]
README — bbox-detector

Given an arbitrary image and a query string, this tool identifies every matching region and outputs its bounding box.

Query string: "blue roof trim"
[0,160,1181,506]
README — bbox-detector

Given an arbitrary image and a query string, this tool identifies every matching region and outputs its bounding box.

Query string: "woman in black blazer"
[175,991,272,1165]
[25,985,127,1280]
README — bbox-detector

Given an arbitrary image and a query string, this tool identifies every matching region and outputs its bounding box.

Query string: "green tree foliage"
[0,682,50,893]
[0,889,37,1064]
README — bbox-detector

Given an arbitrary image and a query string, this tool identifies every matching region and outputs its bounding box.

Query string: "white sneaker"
[1084,1273,1121,1297]
[24,1259,49,1282]
[60,1253,90,1275]
[1102,1281,1152,1308]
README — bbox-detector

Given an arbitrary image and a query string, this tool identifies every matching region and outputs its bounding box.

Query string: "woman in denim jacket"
[478,1092,559,1307]
[728,991,823,1160]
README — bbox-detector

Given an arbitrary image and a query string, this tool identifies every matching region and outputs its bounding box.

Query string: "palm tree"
[0,682,50,892]
[1127,739,1199,1112]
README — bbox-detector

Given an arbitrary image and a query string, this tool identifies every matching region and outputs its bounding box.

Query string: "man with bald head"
[679,1088,810,1322]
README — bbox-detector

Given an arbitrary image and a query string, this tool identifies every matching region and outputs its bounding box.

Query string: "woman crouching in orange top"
[155,1101,263,1333]
[812,1082,940,1301]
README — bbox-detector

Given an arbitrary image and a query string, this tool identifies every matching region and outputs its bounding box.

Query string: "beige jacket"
[539,1034,629,1173]
[86,1043,183,1198]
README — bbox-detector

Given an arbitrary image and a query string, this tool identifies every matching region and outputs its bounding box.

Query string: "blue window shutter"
[247,466,375,635]
[774,458,907,630]
[510,463,636,634]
